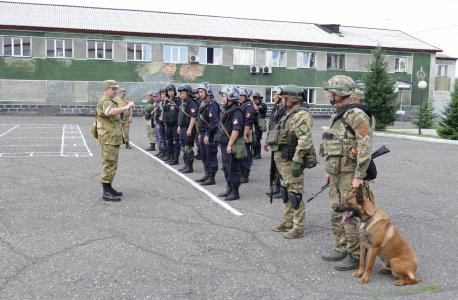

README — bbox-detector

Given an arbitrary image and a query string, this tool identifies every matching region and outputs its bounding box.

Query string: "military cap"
[148,91,154,95]
[119,88,126,94]
[350,89,364,99]
[103,80,118,88]
[153,92,160,97]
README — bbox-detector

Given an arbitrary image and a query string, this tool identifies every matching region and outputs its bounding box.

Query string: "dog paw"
[394,280,404,286]
[352,272,363,278]
[359,277,369,284]
[378,268,392,274]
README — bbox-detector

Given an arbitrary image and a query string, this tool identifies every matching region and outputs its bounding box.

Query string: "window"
[302,88,315,104]
[297,52,316,68]
[327,53,345,70]
[46,39,72,58]
[87,41,113,60]
[164,45,187,63]
[438,65,448,77]
[233,48,255,65]
[199,47,222,65]
[127,43,151,61]
[266,50,286,67]
[3,37,31,57]
[395,57,407,72]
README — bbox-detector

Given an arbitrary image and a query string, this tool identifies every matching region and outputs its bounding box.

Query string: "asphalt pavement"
[0,115,456,299]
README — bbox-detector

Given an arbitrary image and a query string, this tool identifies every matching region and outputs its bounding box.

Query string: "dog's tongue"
[341,212,353,226]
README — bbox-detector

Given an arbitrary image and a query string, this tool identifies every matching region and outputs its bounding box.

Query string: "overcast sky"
[11,0,458,75]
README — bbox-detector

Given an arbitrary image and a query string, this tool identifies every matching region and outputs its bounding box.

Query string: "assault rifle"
[306,144,390,203]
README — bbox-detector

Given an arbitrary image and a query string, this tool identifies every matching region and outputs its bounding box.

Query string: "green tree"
[362,46,399,130]
[411,102,438,129]
[437,79,458,139]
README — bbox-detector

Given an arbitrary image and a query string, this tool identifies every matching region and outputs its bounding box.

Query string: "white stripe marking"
[0,124,20,138]
[130,142,243,216]
[60,124,65,156]
[75,124,93,157]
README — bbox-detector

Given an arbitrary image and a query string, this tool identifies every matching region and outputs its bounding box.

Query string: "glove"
[291,161,301,178]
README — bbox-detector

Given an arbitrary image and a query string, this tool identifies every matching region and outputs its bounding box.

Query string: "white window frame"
[394,57,407,73]
[297,52,316,68]
[2,36,32,57]
[164,45,187,63]
[199,46,222,65]
[266,50,286,67]
[327,53,345,70]
[437,65,448,77]
[301,88,316,104]
[87,40,113,60]
[127,43,151,61]
[233,48,255,66]
[46,39,73,59]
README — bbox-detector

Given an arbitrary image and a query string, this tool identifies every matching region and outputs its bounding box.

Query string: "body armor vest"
[177,98,197,128]
[162,97,180,125]
[197,99,214,131]
[215,105,245,144]
[266,107,307,152]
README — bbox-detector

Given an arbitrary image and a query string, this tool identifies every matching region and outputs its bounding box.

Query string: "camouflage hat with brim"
[104,80,118,88]
[148,91,154,95]
[119,88,126,94]
[350,89,364,99]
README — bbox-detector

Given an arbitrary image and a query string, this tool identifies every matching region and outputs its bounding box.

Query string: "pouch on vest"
[280,146,296,161]
[325,157,340,175]
[303,145,317,169]
[322,139,343,156]
[257,118,267,132]
[266,127,279,146]
[232,137,248,159]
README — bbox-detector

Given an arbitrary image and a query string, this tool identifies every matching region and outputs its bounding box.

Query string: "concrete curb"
[374,132,458,145]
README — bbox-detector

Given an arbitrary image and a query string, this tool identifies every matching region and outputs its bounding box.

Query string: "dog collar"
[362,210,377,222]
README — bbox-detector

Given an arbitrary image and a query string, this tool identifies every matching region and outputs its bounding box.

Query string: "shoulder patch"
[233,119,238,126]
[246,112,251,118]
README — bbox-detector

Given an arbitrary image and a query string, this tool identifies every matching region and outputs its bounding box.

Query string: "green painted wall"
[411,53,431,106]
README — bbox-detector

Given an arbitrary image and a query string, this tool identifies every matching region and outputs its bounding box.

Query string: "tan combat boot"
[271,222,293,232]
[283,228,305,239]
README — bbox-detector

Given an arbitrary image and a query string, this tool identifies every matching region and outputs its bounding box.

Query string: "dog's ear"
[356,184,363,204]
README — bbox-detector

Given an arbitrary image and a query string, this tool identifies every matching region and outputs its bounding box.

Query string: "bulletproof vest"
[320,109,358,158]
[162,97,180,125]
[197,99,215,131]
[266,107,307,151]
[258,103,267,119]
[144,100,154,120]
[215,104,245,144]
[269,105,286,129]
[177,98,197,128]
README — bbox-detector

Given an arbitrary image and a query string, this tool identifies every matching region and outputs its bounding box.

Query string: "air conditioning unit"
[262,65,272,74]
[190,55,199,63]
[250,66,260,74]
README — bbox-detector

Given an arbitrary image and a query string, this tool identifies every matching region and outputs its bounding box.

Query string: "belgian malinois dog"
[334,185,422,285]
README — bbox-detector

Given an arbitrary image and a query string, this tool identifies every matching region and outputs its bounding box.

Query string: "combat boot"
[334,254,360,271]
[196,170,209,182]
[271,222,293,232]
[162,152,172,162]
[159,150,168,159]
[178,161,188,172]
[145,143,155,151]
[151,143,156,151]
[182,161,193,173]
[201,172,216,185]
[225,184,240,201]
[108,184,122,196]
[218,183,232,197]
[253,152,261,159]
[284,228,305,239]
[102,183,121,202]
[154,149,163,157]
[195,149,202,160]
[322,250,348,261]
[266,184,280,196]
[240,170,250,184]
[168,154,179,165]
[273,192,283,199]
[125,142,132,149]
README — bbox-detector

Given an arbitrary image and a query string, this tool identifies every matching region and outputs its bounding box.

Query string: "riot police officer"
[161,84,182,165]
[252,92,267,159]
[193,88,203,161]
[195,82,220,185]
[177,85,199,173]
[238,87,255,184]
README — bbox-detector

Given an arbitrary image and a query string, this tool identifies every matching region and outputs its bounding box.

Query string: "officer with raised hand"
[265,86,287,198]
[193,88,203,161]
[215,86,245,201]
[195,82,220,185]
[161,84,182,165]
[115,88,133,149]
[177,85,199,173]
[269,85,314,239]
[143,91,156,151]
[252,92,267,159]
[321,75,373,271]
[238,87,255,184]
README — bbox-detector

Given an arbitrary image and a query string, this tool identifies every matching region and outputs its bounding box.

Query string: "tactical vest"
[177,98,197,128]
[215,105,245,144]
[197,99,215,131]
[266,107,308,151]
[154,101,162,123]
[162,97,180,125]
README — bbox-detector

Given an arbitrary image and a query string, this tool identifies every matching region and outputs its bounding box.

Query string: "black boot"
[125,142,132,149]
[161,152,172,161]
[266,184,280,196]
[225,184,240,201]
[195,149,202,160]
[253,152,261,159]
[168,154,179,165]
[196,170,209,182]
[145,143,155,151]
[154,149,163,157]
[108,184,122,196]
[178,161,188,172]
[158,149,168,159]
[240,170,250,184]
[218,183,232,197]
[182,161,193,173]
[201,172,216,185]
[151,143,156,151]
[102,183,121,202]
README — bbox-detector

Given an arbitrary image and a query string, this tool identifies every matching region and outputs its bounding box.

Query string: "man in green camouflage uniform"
[350,89,376,138]
[97,80,135,202]
[143,92,156,151]
[115,88,133,149]
[321,76,373,270]
[269,85,315,239]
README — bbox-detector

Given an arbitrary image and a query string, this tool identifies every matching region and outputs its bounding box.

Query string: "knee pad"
[288,192,303,210]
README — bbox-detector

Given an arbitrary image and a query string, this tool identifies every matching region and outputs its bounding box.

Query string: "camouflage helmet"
[350,89,364,99]
[220,85,241,103]
[252,92,263,100]
[238,87,251,97]
[323,75,357,97]
[177,84,195,98]
[145,104,155,113]
[197,82,213,95]
[277,85,303,102]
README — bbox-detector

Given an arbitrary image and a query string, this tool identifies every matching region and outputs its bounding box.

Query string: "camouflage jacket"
[115,97,131,122]
[97,95,123,145]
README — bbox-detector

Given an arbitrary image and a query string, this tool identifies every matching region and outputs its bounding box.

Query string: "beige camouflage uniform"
[274,106,313,232]
[115,96,132,143]
[144,100,156,143]
[97,95,123,184]
[322,103,372,258]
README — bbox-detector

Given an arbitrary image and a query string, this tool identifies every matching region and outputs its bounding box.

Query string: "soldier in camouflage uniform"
[97,80,135,201]
[350,89,377,137]
[269,85,315,239]
[321,76,373,270]
[115,88,133,149]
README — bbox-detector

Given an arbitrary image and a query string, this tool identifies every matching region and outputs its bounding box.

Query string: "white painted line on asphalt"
[0,124,20,138]
[130,141,243,216]
[374,133,458,145]
[76,124,93,157]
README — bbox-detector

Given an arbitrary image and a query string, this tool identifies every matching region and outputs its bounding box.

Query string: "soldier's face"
[222,93,228,105]
[120,93,125,99]
[194,92,200,98]
[148,95,153,101]
[167,90,175,98]
[240,95,246,103]
[105,87,117,98]
[180,91,188,100]
[199,89,207,99]
[351,97,362,104]
[154,96,160,102]
[161,93,166,100]
[273,92,279,103]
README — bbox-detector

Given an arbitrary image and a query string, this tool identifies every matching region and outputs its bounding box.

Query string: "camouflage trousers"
[121,120,130,143]
[329,172,360,258]
[144,117,156,143]
[99,143,120,184]
[154,122,165,150]
[274,150,305,194]
[283,200,306,230]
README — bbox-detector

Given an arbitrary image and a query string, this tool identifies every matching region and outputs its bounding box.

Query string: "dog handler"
[321,75,373,270]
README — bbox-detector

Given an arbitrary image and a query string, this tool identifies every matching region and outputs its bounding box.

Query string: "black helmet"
[159,88,166,93]
[252,92,263,100]
[178,84,195,98]
[192,88,199,94]
[165,83,176,91]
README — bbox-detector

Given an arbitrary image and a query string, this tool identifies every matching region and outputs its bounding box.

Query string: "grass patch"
[366,282,443,299]
[387,126,440,130]
[376,131,440,139]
